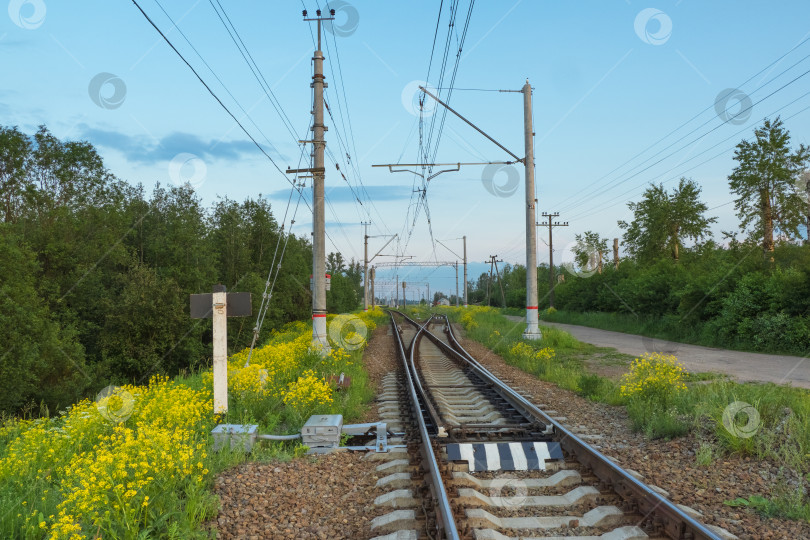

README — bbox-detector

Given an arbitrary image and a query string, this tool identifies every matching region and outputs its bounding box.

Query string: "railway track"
[368,310,735,540]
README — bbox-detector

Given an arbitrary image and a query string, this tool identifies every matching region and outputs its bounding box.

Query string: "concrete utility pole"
[362,221,371,312]
[537,212,568,309]
[363,232,397,311]
[388,83,536,332]
[396,274,399,308]
[463,236,468,307]
[523,80,541,339]
[435,237,467,308]
[303,9,335,353]
[614,238,620,270]
[370,266,376,308]
[455,262,459,307]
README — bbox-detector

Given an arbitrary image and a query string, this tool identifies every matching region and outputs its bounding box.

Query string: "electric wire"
[151,0,282,160]
[209,0,301,143]
[568,97,810,222]
[562,64,810,216]
[131,0,293,185]
[556,36,810,212]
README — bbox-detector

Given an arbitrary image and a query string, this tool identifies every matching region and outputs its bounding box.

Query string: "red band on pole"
[526,306,539,310]
[312,314,327,318]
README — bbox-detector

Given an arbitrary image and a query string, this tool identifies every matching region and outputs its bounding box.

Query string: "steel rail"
[436,314,723,540]
[400,313,550,435]
[387,311,459,540]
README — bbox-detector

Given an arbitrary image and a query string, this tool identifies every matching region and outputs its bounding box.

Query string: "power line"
[568,98,810,222]
[209,0,301,143]
[151,0,282,160]
[131,0,291,183]
[563,64,810,216]
[557,36,810,212]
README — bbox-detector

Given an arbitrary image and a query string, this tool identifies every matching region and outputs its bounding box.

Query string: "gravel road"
[505,316,810,389]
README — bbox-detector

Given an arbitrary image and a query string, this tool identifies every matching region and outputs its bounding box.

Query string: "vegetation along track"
[381,310,736,540]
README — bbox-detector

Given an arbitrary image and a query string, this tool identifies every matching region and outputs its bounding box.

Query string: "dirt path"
[505,316,810,389]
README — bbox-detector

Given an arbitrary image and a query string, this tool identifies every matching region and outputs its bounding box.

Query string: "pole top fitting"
[213,284,227,293]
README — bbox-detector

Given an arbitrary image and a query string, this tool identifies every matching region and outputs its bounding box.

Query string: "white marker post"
[212,285,228,414]
[190,285,252,417]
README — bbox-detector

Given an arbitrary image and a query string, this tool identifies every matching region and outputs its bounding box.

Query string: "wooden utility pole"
[493,256,506,307]
[614,238,620,270]
[486,257,493,306]
[537,212,568,309]
[485,255,505,306]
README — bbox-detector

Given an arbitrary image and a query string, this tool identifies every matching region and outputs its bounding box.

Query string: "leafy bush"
[620,353,688,406]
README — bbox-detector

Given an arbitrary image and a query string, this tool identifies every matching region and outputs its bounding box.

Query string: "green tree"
[572,231,609,274]
[728,117,810,257]
[798,169,810,245]
[326,252,346,275]
[0,229,88,413]
[619,178,716,262]
[0,126,31,223]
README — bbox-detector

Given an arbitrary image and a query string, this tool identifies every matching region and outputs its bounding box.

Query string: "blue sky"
[3,0,810,298]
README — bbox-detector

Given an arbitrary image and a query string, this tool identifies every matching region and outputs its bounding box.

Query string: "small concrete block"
[375,472,413,489]
[465,506,623,531]
[705,525,740,540]
[457,485,599,508]
[364,447,408,461]
[582,506,624,528]
[473,526,648,540]
[596,526,649,540]
[370,510,417,533]
[648,484,670,498]
[579,434,605,441]
[675,503,703,520]
[624,468,644,481]
[374,489,418,508]
[376,459,411,474]
[370,531,418,540]
[451,469,582,489]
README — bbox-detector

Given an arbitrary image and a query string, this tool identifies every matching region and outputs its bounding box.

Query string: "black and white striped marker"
[446,442,563,472]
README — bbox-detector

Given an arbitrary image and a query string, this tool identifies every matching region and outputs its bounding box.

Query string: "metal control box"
[212,424,258,452]
[301,414,343,449]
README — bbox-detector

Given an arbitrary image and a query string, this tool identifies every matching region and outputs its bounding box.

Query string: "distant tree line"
[465,119,810,354]
[0,125,362,414]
